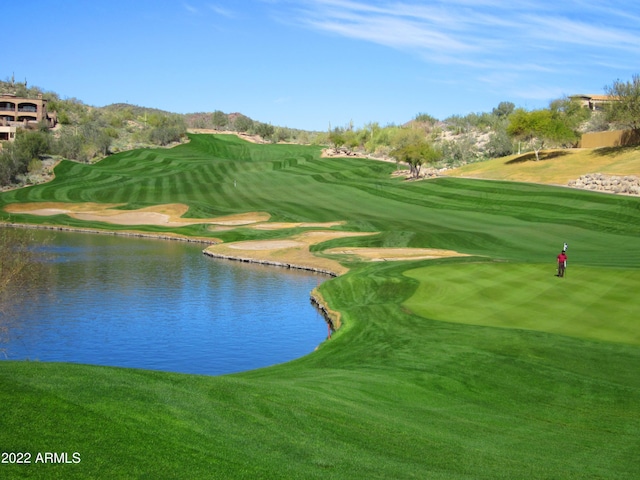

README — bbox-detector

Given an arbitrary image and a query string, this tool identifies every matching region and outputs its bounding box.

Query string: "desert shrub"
[53,129,85,161]
[485,130,514,158]
[148,126,184,146]
[27,158,42,173]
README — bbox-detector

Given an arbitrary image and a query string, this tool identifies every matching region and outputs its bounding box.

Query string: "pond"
[2,230,329,376]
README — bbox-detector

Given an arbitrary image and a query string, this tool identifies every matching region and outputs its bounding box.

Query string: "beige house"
[570,94,617,111]
[0,93,57,141]
[0,125,17,142]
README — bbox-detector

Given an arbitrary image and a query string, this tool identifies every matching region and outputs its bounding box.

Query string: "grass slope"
[1,134,639,479]
[447,145,640,185]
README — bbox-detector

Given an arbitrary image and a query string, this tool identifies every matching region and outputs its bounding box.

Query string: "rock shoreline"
[310,290,341,331]
[0,222,218,244]
[201,250,339,277]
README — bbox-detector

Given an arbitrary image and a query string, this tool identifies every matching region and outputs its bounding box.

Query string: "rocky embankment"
[568,173,640,196]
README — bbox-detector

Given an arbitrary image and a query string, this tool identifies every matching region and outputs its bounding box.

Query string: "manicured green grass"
[404,262,640,345]
[1,134,639,478]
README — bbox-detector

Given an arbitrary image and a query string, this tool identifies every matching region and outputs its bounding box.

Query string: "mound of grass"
[1,135,639,478]
[447,145,640,185]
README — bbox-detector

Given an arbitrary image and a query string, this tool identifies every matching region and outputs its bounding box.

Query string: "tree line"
[324,74,640,177]
[2,74,639,186]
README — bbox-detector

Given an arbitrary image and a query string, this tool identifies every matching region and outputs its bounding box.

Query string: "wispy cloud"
[272,0,640,71]
[274,96,291,104]
[183,3,199,14]
[208,4,235,18]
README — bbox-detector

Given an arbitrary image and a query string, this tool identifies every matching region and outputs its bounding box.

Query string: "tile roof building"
[0,93,57,141]
[569,94,617,111]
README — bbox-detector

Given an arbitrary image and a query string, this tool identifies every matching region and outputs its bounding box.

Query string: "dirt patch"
[4,202,270,227]
[324,247,469,262]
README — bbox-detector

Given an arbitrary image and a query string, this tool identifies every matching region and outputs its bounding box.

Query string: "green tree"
[0,130,51,185]
[391,139,442,178]
[255,122,275,141]
[15,130,50,162]
[604,74,640,134]
[212,110,228,131]
[343,129,360,151]
[233,115,253,133]
[492,101,515,118]
[549,96,591,129]
[328,127,346,151]
[506,108,577,161]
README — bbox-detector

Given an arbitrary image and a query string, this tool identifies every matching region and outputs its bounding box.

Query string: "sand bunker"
[251,221,345,230]
[324,247,469,262]
[205,231,375,275]
[4,202,270,227]
[7,201,468,274]
[205,231,468,275]
[227,240,304,250]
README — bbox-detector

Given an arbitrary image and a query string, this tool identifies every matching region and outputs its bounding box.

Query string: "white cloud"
[278,0,640,70]
[208,4,235,18]
[184,3,199,14]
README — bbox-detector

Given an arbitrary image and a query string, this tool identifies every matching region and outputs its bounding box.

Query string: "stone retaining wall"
[568,173,640,195]
[202,250,338,277]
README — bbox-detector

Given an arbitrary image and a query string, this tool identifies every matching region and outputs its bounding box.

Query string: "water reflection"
[2,230,327,375]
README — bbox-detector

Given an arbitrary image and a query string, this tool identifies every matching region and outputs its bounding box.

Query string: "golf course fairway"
[1,134,638,479]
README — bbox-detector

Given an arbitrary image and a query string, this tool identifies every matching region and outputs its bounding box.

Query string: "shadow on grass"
[591,144,640,158]
[506,150,571,165]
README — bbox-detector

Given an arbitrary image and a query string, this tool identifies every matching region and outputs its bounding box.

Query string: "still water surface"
[4,230,328,375]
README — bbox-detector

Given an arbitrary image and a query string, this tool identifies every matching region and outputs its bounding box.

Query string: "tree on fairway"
[328,127,346,152]
[255,122,275,141]
[391,139,442,178]
[507,108,577,161]
[605,74,640,136]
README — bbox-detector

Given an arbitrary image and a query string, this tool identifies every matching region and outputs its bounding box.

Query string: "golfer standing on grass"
[557,250,567,277]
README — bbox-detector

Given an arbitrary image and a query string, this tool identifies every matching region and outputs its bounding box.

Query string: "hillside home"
[569,94,617,111]
[0,125,16,142]
[0,93,57,141]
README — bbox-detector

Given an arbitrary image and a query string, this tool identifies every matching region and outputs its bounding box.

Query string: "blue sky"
[4,1,640,131]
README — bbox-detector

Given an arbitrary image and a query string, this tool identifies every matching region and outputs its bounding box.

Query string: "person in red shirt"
[557,250,567,277]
